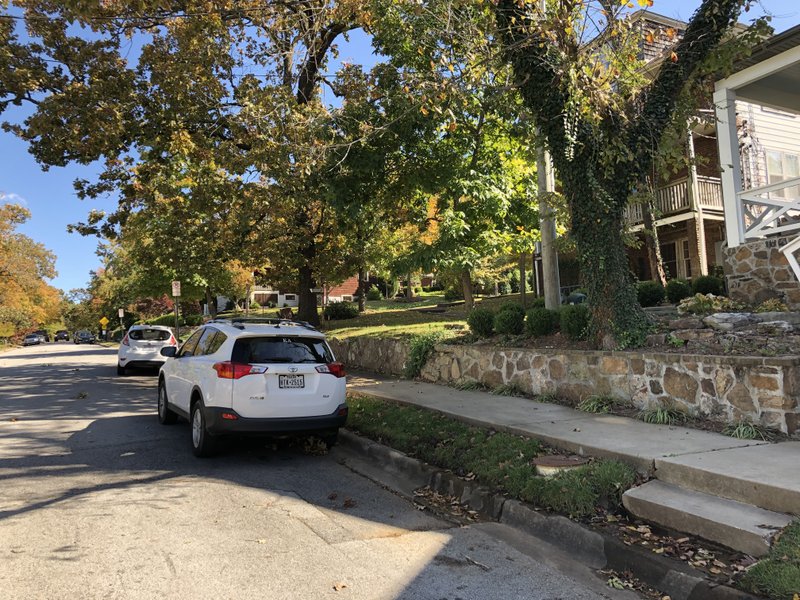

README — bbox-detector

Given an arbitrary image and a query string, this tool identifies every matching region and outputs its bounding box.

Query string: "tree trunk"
[357,266,366,312]
[461,269,474,311]
[296,264,320,326]
[518,254,527,307]
[569,180,649,349]
[406,272,413,300]
[642,197,667,285]
[205,286,217,318]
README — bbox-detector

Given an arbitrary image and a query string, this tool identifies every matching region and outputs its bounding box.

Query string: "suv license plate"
[279,374,305,389]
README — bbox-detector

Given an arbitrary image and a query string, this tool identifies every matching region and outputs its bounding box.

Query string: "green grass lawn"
[347,393,636,518]
[739,519,800,599]
[323,292,534,339]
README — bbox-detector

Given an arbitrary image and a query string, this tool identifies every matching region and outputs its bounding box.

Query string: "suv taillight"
[213,361,268,379]
[121,334,129,346]
[316,362,345,378]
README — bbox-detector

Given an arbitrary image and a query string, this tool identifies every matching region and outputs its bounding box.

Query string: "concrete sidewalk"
[348,371,800,555]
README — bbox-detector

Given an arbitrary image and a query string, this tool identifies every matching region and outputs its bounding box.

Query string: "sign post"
[118,308,124,334]
[171,280,181,342]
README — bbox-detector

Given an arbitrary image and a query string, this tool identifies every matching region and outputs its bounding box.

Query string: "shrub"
[525,308,559,337]
[323,301,359,320]
[404,332,442,378]
[467,308,494,337]
[494,309,524,335]
[755,298,788,313]
[560,304,590,340]
[636,280,665,307]
[497,281,510,295]
[183,314,204,327]
[250,300,260,309]
[498,302,525,318]
[443,287,463,302]
[692,274,724,296]
[677,293,745,315]
[366,285,383,301]
[529,297,546,309]
[665,278,692,304]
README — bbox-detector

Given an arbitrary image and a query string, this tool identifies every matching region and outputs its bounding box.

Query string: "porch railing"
[739,176,800,240]
[624,176,723,226]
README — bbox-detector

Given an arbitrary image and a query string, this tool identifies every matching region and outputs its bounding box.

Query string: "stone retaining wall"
[723,236,800,308]
[333,336,800,434]
[329,337,409,377]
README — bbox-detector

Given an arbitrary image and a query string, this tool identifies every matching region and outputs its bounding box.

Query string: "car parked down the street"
[22,333,41,346]
[117,325,177,375]
[73,330,96,344]
[157,318,347,457]
[54,330,70,342]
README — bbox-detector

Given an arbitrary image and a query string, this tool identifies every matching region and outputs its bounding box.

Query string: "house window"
[660,242,677,280]
[766,150,800,199]
[682,239,692,279]
[341,295,353,302]
[284,294,296,301]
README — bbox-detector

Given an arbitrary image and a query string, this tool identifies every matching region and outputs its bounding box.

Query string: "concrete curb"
[338,430,762,600]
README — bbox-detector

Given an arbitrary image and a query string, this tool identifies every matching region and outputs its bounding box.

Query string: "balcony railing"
[625,176,723,225]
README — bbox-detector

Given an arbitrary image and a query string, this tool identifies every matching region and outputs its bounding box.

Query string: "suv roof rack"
[208,317,319,332]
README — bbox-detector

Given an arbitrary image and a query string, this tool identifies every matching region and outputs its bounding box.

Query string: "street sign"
[171,280,181,297]
[310,288,323,293]
[118,308,124,318]
[99,316,109,327]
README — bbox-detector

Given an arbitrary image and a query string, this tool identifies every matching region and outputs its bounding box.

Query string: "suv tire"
[322,429,339,449]
[157,381,178,425]
[191,399,217,457]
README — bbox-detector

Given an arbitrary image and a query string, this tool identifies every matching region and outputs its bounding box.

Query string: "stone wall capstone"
[334,336,800,434]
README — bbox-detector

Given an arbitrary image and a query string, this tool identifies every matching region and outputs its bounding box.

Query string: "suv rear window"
[231,336,333,364]
[130,329,171,341]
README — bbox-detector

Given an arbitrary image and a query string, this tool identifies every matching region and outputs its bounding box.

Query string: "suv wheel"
[191,399,217,457]
[157,381,178,425]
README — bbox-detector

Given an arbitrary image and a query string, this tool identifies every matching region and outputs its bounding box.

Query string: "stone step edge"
[655,457,800,516]
[623,480,792,558]
[336,429,762,600]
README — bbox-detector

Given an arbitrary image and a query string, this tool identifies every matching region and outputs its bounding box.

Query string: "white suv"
[117,325,178,375]
[157,319,347,457]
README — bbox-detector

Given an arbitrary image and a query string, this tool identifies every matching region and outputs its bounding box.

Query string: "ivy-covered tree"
[493,0,768,347]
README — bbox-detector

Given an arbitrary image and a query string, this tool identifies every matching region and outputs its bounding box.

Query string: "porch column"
[713,87,745,247]
[687,129,708,275]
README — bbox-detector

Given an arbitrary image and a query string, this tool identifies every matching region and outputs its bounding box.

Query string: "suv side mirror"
[160,346,178,358]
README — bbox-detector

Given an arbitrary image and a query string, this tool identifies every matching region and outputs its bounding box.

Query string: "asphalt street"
[0,343,635,600]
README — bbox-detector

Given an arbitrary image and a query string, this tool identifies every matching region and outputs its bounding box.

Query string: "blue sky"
[1,0,798,293]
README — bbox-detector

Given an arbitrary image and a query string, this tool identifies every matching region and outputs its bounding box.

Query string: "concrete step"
[655,442,800,515]
[623,480,792,557]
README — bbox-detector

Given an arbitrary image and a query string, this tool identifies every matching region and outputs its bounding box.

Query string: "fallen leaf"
[343,497,357,509]
[332,582,348,591]
[328,492,338,501]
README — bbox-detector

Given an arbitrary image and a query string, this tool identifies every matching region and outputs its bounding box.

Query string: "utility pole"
[537,0,561,310]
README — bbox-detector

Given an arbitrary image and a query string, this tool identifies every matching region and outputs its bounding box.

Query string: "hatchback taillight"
[213,361,268,379]
[168,334,177,346]
[316,362,345,378]
[121,334,129,346]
